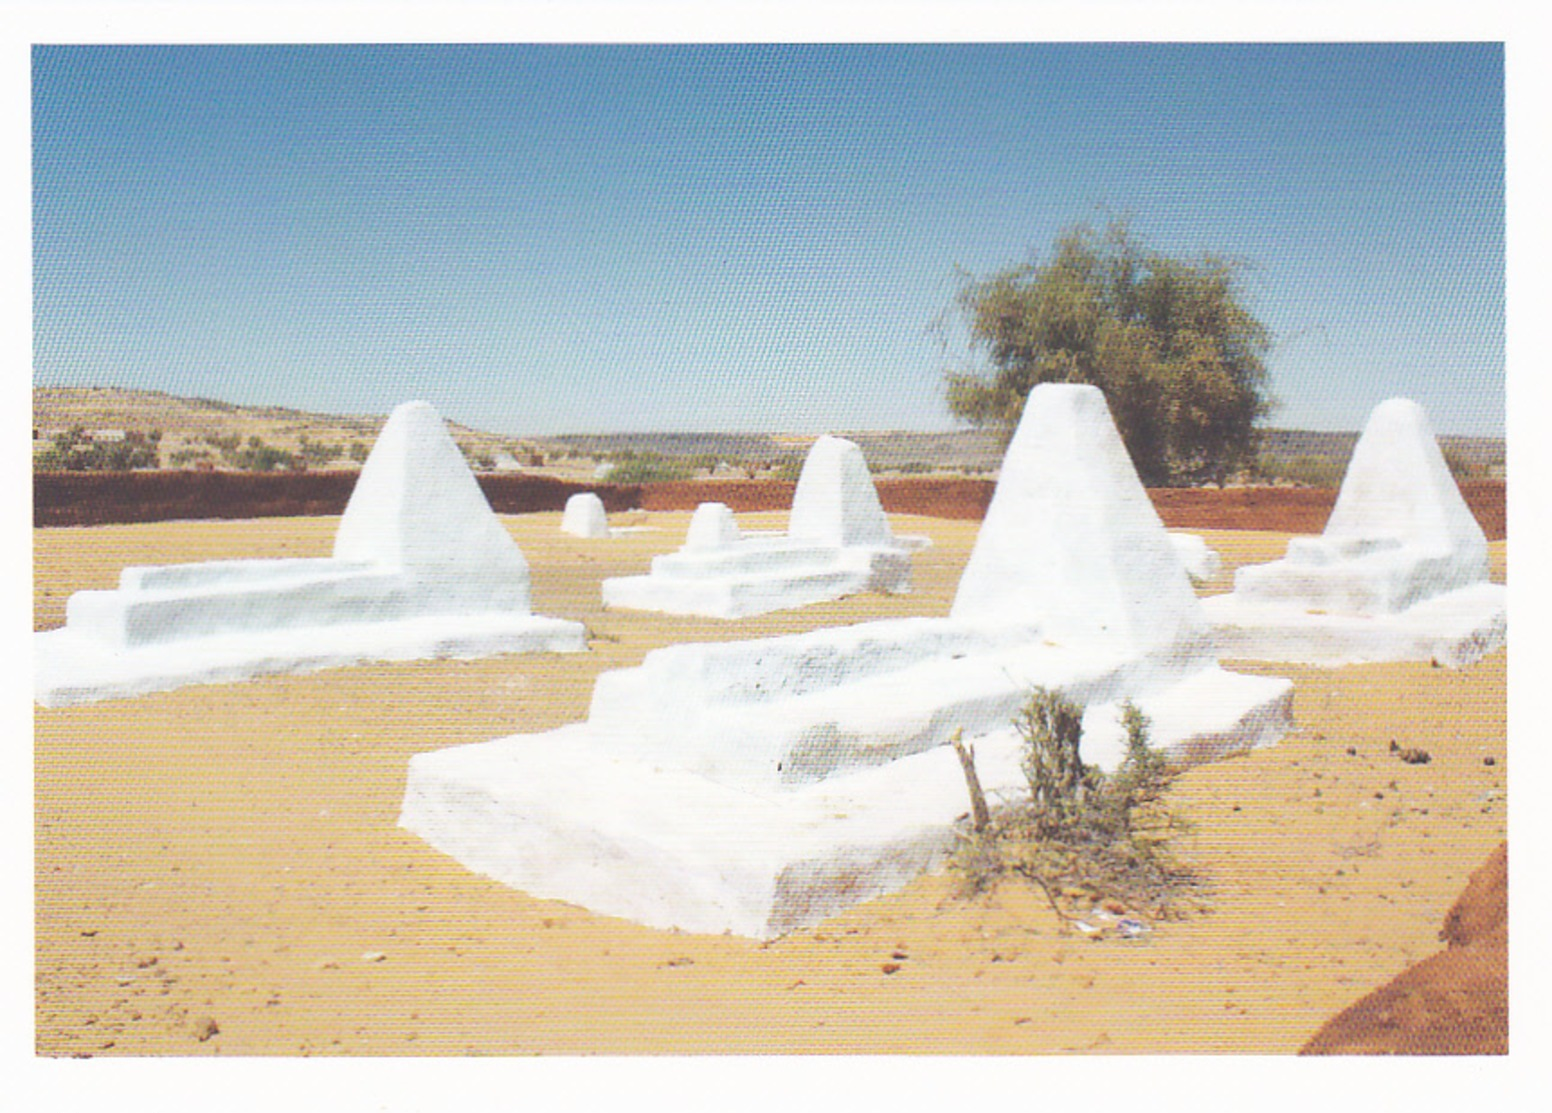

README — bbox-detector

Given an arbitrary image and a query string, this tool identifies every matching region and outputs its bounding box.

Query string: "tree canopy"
[946,222,1272,486]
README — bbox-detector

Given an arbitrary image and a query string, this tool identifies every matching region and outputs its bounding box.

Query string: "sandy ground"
[34,512,1507,1056]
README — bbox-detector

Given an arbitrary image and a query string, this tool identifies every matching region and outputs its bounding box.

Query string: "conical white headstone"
[684,502,742,551]
[950,384,1204,653]
[1322,398,1488,560]
[787,436,893,548]
[333,401,531,602]
[561,492,610,539]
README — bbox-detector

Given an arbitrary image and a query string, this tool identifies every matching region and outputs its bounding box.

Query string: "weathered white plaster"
[600,440,929,619]
[402,385,1294,939]
[37,401,585,707]
[560,492,610,539]
[682,501,741,551]
[1170,532,1222,583]
[787,435,894,548]
[1203,399,1504,665]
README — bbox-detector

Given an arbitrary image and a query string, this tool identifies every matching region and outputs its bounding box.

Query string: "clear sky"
[32,42,1504,437]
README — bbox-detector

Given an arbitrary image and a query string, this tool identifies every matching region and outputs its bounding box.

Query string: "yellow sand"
[34,514,1507,1055]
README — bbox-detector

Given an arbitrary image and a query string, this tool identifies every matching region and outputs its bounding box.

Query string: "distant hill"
[1256,427,1505,478]
[31,388,1008,478]
[547,428,1006,475]
[32,387,1503,482]
[32,387,549,473]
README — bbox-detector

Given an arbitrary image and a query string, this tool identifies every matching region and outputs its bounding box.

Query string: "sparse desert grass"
[33,513,1507,1054]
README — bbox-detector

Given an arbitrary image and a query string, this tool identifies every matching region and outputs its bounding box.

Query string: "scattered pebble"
[361,951,387,964]
[1484,756,1497,767]
[191,1016,219,1042]
[1116,919,1151,940]
[881,962,902,975]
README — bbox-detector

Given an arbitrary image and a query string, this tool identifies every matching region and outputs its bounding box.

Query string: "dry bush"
[953,688,1204,928]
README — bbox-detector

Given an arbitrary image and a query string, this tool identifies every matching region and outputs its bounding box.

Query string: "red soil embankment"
[1150,481,1505,539]
[1301,842,1508,1055]
[33,471,1505,541]
[33,471,644,528]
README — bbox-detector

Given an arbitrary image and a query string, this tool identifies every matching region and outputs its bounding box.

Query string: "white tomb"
[36,401,586,707]
[1170,532,1222,583]
[1203,398,1505,667]
[600,436,929,619]
[401,385,1293,939]
[560,492,611,539]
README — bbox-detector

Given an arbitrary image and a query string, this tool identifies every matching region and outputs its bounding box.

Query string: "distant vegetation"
[35,426,161,471]
[947,220,1271,487]
[1254,453,1347,488]
[601,451,698,484]
[953,688,1201,924]
[32,386,1501,487]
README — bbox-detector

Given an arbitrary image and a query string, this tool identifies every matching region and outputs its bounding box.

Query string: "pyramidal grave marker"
[1203,398,1505,667]
[36,401,586,707]
[600,435,929,619]
[401,385,1294,939]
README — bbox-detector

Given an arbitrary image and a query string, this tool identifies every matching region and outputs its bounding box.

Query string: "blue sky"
[32,42,1504,437]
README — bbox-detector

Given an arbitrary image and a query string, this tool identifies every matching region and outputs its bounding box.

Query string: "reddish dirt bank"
[33,471,646,528]
[33,471,1505,540]
[1150,482,1505,539]
[1301,842,1508,1055]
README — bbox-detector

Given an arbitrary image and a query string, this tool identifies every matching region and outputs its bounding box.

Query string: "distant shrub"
[605,453,696,484]
[896,461,933,475]
[951,689,1200,926]
[298,436,345,465]
[771,454,805,483]
[219,435,299,472]
[348,441,369,463]
[1442,448,1476,482]
[1256,453,1345,487]
[36,426,160,472]
[168,447,215,467]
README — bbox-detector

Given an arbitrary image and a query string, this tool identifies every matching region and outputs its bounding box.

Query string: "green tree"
[946,221,1272,486]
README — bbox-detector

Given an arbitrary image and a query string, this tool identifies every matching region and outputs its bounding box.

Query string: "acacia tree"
[946,222,1272,486]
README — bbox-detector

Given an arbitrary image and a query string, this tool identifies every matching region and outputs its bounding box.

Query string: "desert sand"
[34,510,1506,1055]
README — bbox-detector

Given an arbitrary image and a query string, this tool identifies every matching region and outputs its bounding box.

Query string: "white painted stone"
[1170,532,1223,583]
[37,401,585,707]
[560,492,611,539]
[402,384,1294,939]
[788,436,894,548]
[682,502,741,551]
[600,439,926,619]
[951,384,1205,656]
[1203,398,1504,665]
